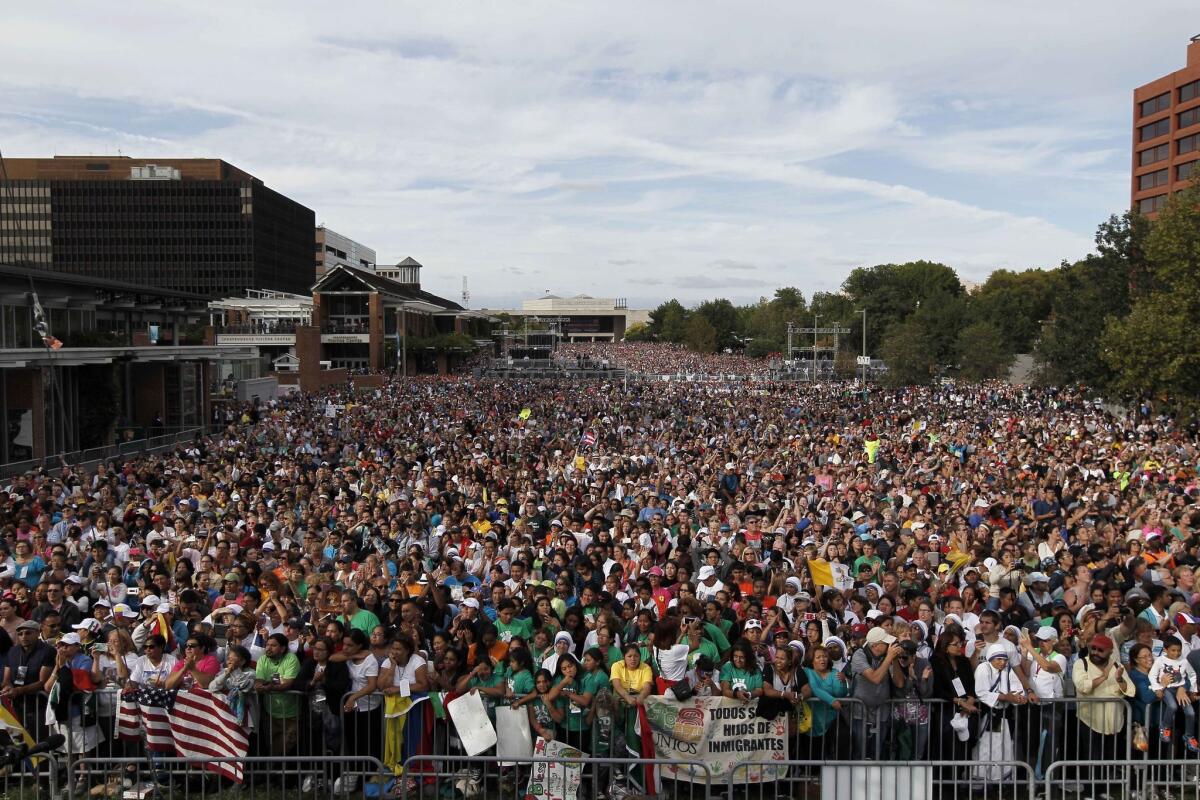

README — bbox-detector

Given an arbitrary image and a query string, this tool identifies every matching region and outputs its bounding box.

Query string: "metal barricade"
[872,695,1130,775]
[401,754,713,800]
[792,696,867,764]
[256,688,326,774]
[70,755,387,800]
[1045,759,1200,800]
[0,753,58,800]
[733,759,1034,800]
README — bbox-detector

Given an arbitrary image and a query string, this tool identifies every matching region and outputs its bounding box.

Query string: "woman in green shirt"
[526,669,564,742]
[630,610,655,663]
[596,626,623,669]
[683,618,720,668]
[720,640,764,702]
[456,656,505,723]
[548,654,590,752]
[505,648,536,708]
[580,649,611,699]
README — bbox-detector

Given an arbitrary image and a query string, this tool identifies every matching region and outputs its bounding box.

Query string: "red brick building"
[1132,36,1200,216]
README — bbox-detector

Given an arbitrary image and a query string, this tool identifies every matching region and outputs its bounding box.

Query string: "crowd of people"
[558,342,774,377]
[1,376,1198,797]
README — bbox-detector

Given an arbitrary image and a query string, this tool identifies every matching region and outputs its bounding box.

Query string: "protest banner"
[525,738,585,800]
[642,695,787,783]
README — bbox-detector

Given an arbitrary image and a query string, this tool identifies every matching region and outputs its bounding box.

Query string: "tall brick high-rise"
[1132,36,1200,216]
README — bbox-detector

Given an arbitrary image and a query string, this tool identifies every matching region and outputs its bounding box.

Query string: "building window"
[1140,92,1171,117]
[1139,143,1167,167]
[1182,79,1200,103]
[1140,118,1171,142]
[1138,168,1169,191]
[1179,161,1197,181]
[1138,194,1168,214]
[1180,107,1200,130]
[85,163,109,171]
[1180,133,1200,156]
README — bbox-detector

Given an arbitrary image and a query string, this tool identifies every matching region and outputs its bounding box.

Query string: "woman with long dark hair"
[929,631,979,767]
[335,629,381,793]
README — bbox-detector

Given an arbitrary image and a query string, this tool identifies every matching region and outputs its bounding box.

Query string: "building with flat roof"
[315,226,375,279]
[1132,36,1200,216]
[488,294,651,341]
[0,156,315,296]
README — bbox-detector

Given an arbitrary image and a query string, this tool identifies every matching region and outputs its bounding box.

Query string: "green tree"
[695,298,741,350]
[967,269,1058,353]
[1101,183,1200,408]
[880,317,937,386]
[623,322,652,341]
[842,260,964,349]
[1035,211,1146,387]
[649,299,689,342]
[683,314,717,353]
[954,321,1014,381]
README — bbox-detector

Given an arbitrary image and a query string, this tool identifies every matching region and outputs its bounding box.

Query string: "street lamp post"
[858,308,868,398]
[812,314,820,382]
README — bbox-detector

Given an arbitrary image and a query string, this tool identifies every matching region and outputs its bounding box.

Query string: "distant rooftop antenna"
[461,276,470,307]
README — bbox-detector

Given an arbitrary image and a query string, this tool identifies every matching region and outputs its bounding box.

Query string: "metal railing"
[400,754,713,800]
[68,755,386,800]
[215,322,302,335]
[1044,759,1200,800]
[0,752,58,800]
[0,425,214,479]
[60,686,1181,800]
[733,759,1035,800]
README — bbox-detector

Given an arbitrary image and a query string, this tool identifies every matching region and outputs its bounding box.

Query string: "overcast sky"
[1,3,1194,308]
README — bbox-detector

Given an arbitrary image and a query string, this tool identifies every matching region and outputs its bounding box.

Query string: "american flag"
[581,430,596,448]
[117,687,250,783]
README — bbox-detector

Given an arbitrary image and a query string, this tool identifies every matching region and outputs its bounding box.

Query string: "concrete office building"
[491,294,651,341]
[0,156,315,297]
[1132,36,1200,216]
[315,226,376,279]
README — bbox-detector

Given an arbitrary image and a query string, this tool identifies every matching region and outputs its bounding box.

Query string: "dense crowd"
[557,342,774,376]
[1,377,1198,796]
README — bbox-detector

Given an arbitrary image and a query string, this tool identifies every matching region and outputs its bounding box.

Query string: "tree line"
[628,183,1200,408]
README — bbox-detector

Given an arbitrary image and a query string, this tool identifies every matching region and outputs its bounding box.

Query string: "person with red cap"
[1072,633,1135,786]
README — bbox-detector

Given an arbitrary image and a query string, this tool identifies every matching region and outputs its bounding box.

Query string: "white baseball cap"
[865,627,896,646]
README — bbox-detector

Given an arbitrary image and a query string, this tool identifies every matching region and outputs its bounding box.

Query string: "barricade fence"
[733,760,1035,800]
[399,754,714,800]
[0,753,58,800]
[68,756,387,800]
[53,688,1192,799]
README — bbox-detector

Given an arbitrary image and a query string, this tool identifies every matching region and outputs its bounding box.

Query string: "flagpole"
[2,147,69,464]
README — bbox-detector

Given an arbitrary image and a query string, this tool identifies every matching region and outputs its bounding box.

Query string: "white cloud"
[1,1,1188,306]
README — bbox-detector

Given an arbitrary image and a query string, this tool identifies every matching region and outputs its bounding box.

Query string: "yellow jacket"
[1072,655,1135,735]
